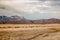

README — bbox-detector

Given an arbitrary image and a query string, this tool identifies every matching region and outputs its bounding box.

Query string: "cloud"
[0,0,60,19]
[0,0,52,14]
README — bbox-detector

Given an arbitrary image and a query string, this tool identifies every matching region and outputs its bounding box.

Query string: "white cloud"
[0,0,60,19]
[0,0,51,13]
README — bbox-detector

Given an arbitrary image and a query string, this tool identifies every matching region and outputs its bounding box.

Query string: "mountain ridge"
[0,16,60,24]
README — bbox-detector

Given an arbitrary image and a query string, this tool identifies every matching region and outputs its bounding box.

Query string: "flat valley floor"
[0,24,60,40]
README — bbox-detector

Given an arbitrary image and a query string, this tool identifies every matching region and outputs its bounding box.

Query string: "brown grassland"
[0,24,60,40]
[0,24,60,28]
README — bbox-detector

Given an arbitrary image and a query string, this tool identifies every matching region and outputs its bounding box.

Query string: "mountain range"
[0,16,60,24]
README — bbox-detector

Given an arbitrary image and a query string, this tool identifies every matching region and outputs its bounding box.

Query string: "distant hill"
[32,18,60,24]
[0,16,32,24]
[0,16,60,24]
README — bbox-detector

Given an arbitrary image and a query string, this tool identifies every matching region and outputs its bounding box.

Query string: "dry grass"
[0,24,60,40]
[0,28,60,40]
[0,24,60,28]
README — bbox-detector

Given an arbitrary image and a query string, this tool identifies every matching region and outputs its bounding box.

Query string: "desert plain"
[0,24,60,40]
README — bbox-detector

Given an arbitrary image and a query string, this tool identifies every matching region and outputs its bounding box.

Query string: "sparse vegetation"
[0,24,60,28]
[0,24,60,40]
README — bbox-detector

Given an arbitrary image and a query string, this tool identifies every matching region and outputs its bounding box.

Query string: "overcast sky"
[0,0,60,20]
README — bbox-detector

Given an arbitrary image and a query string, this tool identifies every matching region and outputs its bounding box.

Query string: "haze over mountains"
[0,16,60,24]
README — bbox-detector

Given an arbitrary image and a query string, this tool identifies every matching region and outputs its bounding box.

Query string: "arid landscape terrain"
[0,0,60,40]
[0,24,60,40]
[0,16,60,40]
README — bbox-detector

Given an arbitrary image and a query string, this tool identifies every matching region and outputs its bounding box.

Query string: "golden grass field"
[0,24,60,40]
[0,24,60,28]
